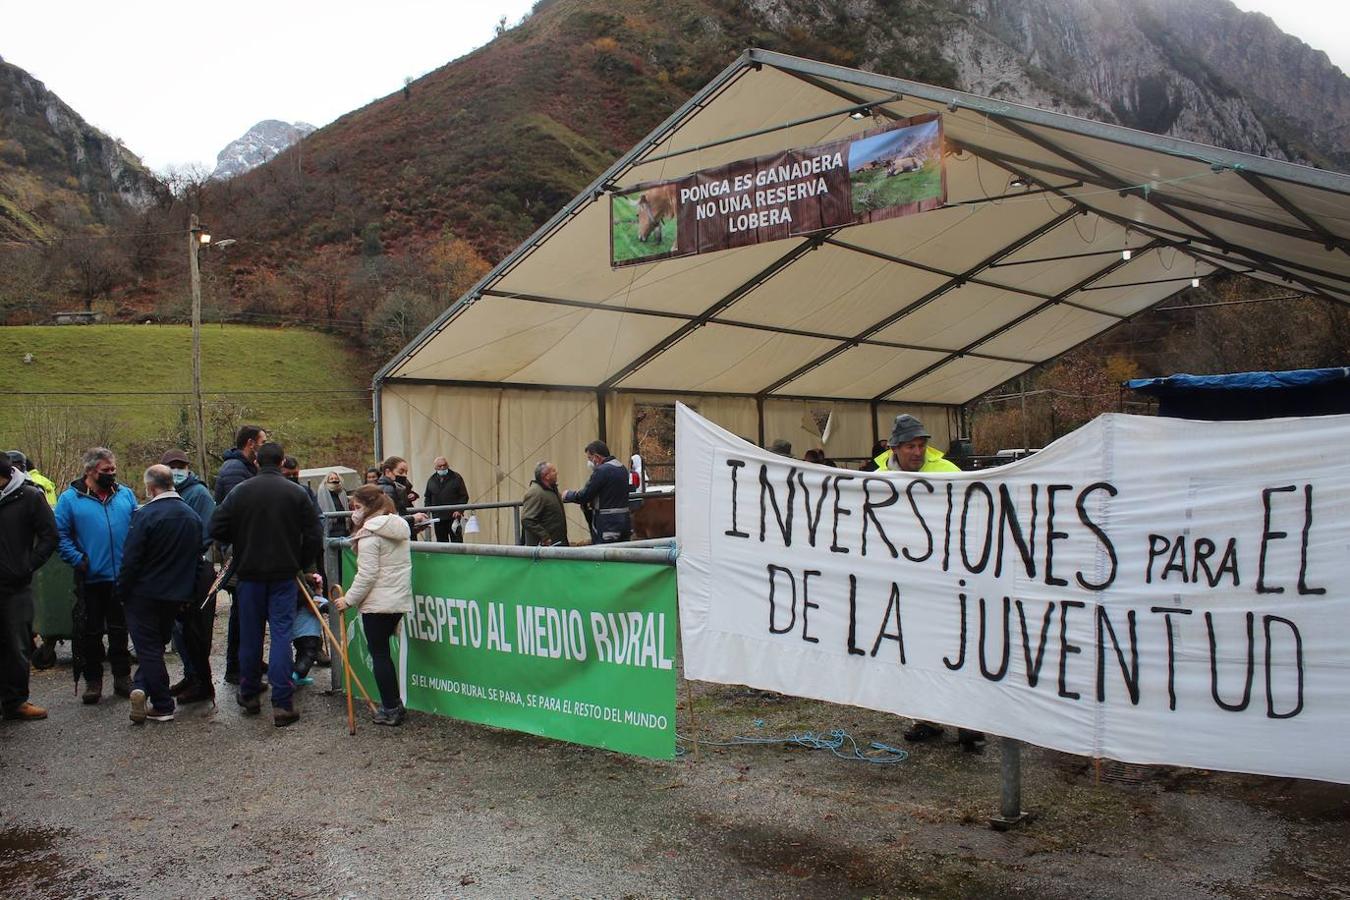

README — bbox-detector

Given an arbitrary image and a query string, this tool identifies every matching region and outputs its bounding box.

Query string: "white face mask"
[585,458,595,470]
[351,507,366,526]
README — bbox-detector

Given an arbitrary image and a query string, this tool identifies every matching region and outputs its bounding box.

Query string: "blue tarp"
[1126,367,1350,419]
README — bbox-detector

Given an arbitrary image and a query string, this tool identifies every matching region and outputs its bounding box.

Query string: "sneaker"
[372,705,406,727]
[82,679,103,705]
[902,722,944,743]
[177,683,215,705]
[2,702,48,721]
[129,689,148,725]
[236,692,261,715]
[113,675,133,698]
[292,673,314,687]
[273,708,300,728]
[146,708,175,723]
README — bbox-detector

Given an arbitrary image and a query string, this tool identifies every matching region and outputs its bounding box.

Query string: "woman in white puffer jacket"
[337,484,413,725]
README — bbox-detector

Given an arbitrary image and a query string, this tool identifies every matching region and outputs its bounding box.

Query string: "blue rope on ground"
[676,720,908,764]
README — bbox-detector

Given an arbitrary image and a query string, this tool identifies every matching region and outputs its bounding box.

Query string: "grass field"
[611,192,677,263]
[849,162,943,215]
[0,325,375,485]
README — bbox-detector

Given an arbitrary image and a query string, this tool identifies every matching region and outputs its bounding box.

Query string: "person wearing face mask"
[158,449,218,704]
[376,456,415,517]
[335,484,413,725]
[563,441,632,545]
[316,471,350,576]
[213,425,268,504]
[423,456,468,544]
[54,447,139,704]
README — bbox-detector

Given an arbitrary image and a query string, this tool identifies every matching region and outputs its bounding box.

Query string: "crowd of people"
[1,412,979,748]
[0,426,417,730]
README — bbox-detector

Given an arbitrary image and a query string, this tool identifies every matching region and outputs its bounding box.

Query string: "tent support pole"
[756,396,766,448]
[596,390,608,445]
[373,381,384,461]
[990,738,1029,830]
[870,400,880,448]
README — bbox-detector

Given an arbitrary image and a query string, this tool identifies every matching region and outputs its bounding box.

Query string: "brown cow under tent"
[372,49,1350,545]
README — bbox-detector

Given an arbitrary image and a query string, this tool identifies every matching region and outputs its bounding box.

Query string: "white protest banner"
[675,404,1350,783]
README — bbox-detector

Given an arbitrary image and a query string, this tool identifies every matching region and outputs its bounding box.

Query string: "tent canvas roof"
[378,49,1350,407]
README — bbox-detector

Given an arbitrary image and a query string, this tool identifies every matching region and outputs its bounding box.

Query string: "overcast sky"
[2,1,537,172]
[1,0,1345,174]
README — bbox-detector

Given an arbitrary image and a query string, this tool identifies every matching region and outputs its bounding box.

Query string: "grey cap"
[768,439,793,456]
[888,414,930,447]
[5,450,27,471]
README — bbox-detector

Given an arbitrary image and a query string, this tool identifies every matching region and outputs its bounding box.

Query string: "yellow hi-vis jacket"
[874,446,961,473]
[27,469,58,506]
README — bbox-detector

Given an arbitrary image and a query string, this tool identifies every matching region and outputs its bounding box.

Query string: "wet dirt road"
[2,620,1348,899]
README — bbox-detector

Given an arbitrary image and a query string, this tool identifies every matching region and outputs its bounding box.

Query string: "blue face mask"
[171,469,189,485]
[435,468,449,476]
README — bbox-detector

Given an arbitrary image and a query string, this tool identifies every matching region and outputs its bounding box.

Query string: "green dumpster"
[30,556,75,669]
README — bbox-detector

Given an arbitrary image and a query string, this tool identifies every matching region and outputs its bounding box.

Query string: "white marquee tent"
[374,49,1350,543]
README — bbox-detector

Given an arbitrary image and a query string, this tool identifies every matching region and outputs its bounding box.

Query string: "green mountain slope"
[1,325,374,485]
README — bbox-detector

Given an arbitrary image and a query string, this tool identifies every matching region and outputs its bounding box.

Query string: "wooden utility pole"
[188,215,209,480]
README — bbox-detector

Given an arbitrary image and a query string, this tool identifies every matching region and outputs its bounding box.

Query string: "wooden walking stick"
[295,577,379,714]
[340,601,356,734]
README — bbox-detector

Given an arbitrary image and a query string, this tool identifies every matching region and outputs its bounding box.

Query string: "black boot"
[903,722,944,742]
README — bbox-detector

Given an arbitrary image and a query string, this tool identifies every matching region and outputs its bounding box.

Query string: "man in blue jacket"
[119,465,204,724]
[55,447,138,704]
[212,425,267,504]
[563,441,632,544]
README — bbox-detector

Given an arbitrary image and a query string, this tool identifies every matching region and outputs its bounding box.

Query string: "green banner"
[341,549,677,759]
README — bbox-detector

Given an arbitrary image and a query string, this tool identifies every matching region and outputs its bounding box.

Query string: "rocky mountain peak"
[211,119,315,180]
[0,55,161,240]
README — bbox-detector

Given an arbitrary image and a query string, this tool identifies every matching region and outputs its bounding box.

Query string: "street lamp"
[188,215,212,480]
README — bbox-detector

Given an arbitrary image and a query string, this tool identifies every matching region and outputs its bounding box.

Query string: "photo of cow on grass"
[611,183,680,265]
[847,118,943,218]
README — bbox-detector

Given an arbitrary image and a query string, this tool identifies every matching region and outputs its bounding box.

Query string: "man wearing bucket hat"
[873,415,984,753]
[871,414,960,474]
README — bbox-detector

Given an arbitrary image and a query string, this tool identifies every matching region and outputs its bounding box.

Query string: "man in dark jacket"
[213,425,267,503]
[209,442,322,727]
[424,455,468,543]
[0,455,57,721]
[54,447,138,704]
[213,424,266,685]
[563,441,632,544]
[160,449,217,703]
[521,462,568,547]
[120,465,204,724]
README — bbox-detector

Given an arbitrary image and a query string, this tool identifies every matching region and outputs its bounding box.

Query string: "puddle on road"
[0,825,69,889]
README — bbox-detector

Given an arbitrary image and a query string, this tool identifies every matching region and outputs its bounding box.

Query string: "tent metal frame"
[373,48,1350,457]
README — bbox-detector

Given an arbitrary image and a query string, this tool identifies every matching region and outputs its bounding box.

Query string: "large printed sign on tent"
[611,114,944,266]
[675,405,1350,783]
[342,549,677,760]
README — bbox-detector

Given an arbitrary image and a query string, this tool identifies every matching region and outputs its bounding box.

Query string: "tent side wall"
[382,382,961,544]
[379,382,600,545]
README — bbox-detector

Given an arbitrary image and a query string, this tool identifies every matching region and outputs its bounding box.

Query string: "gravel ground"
[2,605,1348,899]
